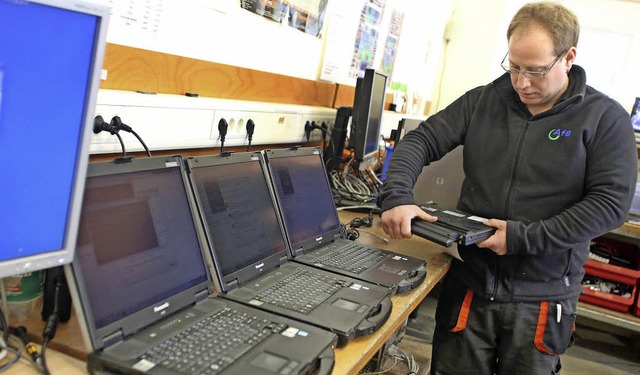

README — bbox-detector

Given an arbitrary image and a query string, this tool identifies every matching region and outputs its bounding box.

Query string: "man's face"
[506,26,574,115]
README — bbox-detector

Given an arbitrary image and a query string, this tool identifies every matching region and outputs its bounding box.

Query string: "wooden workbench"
[9,210,452,375]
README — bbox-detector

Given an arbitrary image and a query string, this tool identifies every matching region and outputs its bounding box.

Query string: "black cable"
[218,118,228,155]
[348,215,373,229]
[246,119,255,152]
[110,116,152,157]
[0,306,8,345]
[114,132,127,157]
[14,326,40,365]
[305,121,329,146]
[0,309,24,372]
[40,278,63,375]
[321,121,328,151]
[94,116,126,157]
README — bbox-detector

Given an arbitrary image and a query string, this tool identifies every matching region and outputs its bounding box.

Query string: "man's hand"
[476,218,507,255]
[380,204,436,239]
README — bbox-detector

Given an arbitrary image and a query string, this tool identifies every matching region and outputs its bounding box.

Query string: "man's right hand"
[380,204,437,239]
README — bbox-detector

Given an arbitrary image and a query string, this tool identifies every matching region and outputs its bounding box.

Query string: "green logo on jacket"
[548,129,572,140]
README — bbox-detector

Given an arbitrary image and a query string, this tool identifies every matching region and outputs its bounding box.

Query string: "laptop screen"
[76,167,208,329]
[631,97,640,133]
[629,182,640,217]
[190,160,287,276]
[269,154,341,245]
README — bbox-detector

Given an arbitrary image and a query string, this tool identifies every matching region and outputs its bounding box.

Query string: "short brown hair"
[507,2,579,55]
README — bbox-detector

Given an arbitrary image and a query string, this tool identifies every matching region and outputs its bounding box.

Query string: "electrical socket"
[90,90,340,154]
[92,103,215,153]
[300,114,335,143]
[211,110,303,147]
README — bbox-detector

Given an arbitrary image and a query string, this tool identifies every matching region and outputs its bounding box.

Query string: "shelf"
[581,224,640,334]
[608,222,640,242]
[577,301,640,333]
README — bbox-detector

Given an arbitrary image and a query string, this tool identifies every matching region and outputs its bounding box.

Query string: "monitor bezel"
[350,68,388,170]
[0,0,110,278]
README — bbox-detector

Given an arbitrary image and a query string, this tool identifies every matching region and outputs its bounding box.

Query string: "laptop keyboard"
[140,307,285,374]
[315,243,386,274]
[255,269,350,314]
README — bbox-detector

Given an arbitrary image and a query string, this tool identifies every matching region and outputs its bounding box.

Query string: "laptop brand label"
[154,302,170,313]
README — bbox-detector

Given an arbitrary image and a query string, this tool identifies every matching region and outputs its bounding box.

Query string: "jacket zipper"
[490,118,531,300]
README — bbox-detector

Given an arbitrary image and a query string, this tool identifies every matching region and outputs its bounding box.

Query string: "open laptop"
[631,97,640,143]
[411,203,496,248]
[626,182,640,225]
[262,147,427,295]
[394,118,466,208]
[65,156,338,375]
[184,152,392,347]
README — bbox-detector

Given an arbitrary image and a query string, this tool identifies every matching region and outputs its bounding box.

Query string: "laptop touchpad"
[332,298,360,311]
[378,264,401,274]
[250,352,289,372]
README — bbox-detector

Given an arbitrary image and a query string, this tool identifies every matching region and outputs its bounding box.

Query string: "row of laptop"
[65,146,428,374]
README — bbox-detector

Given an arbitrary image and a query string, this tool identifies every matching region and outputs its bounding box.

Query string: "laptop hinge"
[195,288,209,302]
[293,247,305,257]
[102,329,124,348]
[226,279,239,291]
[279,256,288,265]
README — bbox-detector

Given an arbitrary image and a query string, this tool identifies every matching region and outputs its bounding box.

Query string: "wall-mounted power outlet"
[90,90,340,154]
[210,110,303,147]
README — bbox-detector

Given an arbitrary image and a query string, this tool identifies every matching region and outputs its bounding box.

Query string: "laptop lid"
[628,182,640,219]
[631,97,640,135]
[186,152,289,291]
[412,146,464,208]
[395,118,465,208]
[263,147,343,256]
[67,156,211,352]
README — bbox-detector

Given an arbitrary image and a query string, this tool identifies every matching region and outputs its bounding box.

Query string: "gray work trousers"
[430,275,576,375]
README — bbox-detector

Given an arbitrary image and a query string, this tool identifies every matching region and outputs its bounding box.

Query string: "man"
[379,2,637,374]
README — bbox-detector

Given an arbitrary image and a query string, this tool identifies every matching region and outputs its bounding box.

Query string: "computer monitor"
[350,68,388,170]
[0,0,110,278]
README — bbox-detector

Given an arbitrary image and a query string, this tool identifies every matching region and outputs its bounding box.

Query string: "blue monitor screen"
[0,0,108,276]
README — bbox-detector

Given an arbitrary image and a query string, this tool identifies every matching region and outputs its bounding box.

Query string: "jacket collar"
[492,64,587,117]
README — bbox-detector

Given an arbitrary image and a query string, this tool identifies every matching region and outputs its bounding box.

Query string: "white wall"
[434,0,640,113]
[90,0,640,153]
[95,0,453,93]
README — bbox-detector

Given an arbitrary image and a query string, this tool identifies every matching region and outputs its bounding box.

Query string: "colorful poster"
[350,1,385,78]
[287,0,328,37]
[380,9,403,78]
[240,0,288,23]
[239,0,328,36]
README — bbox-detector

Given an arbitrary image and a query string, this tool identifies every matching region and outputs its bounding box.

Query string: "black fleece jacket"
[380,65,638,302]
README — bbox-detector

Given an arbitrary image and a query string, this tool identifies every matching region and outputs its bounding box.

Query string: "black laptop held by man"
[65,156,338,375]
[262,147,427,295]
[184,152,392,347]
[411,203,496,247]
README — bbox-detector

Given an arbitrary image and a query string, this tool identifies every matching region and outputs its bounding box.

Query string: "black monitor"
[0,0,110,278]
[350,68,388,171]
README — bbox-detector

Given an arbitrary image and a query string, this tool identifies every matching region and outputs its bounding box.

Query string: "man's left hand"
[476,219,507,255]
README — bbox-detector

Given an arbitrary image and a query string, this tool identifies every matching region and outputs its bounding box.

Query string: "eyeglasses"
[500,50,566,80]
